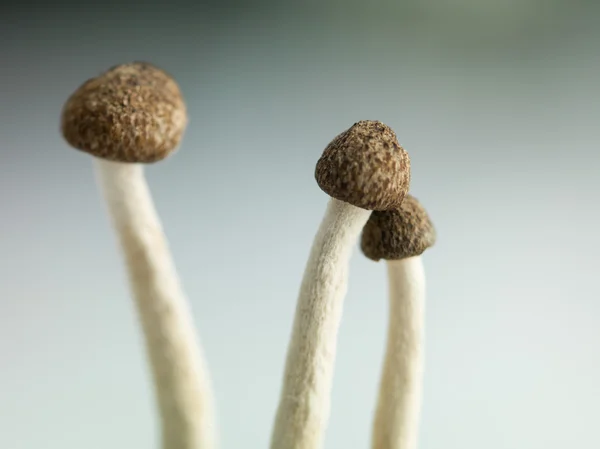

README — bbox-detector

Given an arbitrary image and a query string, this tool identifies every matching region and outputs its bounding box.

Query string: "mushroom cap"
[60,62,187,163]
[315,120,410,211]
[361,194,436,261]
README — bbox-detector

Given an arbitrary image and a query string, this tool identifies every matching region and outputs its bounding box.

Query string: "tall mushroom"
[270,121,411,449]
[360,194,436,449]
[60,62,216,449]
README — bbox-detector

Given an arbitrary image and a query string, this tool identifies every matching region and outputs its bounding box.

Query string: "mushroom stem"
[372,256,425,449]
[270,197,371,449]
[94,158,215,449]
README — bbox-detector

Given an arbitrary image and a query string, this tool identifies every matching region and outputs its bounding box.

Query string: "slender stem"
[94,158,216,449]
[270,198,371,449]
[371,256,426,449]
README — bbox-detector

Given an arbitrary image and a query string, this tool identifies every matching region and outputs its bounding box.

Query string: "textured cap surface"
[315,120,410,211]
[361,194,436,261]
[61,62,187,163]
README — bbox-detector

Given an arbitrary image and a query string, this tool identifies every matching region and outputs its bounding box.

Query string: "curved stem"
[371,256,425,449]
[270,198,371,449]
[94,158,216,449]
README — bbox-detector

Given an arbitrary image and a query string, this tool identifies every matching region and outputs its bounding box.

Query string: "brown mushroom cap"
[60,62,187,163]
[361,194,436,261]
[314,120,410,211]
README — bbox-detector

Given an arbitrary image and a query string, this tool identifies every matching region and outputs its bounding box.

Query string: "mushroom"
[360,194,436,449]
[270,121,411,449]
[60,62,216,449]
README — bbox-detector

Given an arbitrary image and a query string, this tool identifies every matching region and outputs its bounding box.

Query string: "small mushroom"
[270,121,411,449]
[61,62,216,449]
[361,194,436,449]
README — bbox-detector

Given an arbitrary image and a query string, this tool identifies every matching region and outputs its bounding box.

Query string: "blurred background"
[1,1,599,448]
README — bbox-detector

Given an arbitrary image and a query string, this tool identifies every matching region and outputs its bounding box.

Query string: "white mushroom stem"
[270,198,371,449]
[94,158,215,449]
[371,256,426,449]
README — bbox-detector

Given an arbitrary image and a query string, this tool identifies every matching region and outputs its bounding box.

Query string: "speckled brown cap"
[60,62,187,163]
[315,120,410,211]
[361,194,436,261]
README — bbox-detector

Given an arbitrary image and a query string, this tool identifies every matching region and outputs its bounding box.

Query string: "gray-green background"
[1,1,599,448]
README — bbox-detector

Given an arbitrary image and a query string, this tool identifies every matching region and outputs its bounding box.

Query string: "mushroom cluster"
[60,63,436,449]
